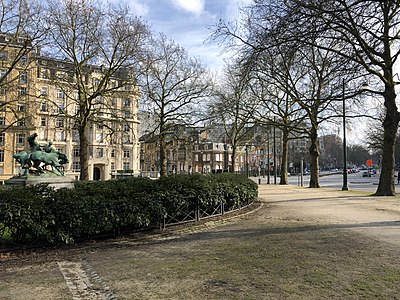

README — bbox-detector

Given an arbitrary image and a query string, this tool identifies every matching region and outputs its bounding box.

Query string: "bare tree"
[211,0,361,188]
[279,0,400,195]
[0,0,45,130]
[42,0,149,180]
[247,44,307,185]
[140,33,213,177]
[209,62,258,172]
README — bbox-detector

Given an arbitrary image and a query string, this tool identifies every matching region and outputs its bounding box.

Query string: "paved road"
[254,172,399,193]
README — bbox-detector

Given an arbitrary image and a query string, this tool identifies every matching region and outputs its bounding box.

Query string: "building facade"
[0,37,140,182]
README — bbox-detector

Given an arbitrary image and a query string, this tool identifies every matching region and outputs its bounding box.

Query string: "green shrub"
[0,184,55,243]
[0,173,257,246]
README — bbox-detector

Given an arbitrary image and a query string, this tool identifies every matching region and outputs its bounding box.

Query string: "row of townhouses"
[139,125,285,178]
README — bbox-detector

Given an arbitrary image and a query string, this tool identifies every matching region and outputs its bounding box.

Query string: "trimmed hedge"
[0,174,257,245]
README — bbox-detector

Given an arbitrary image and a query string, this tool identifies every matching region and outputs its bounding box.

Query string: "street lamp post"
[267,129,270,184]
[245,145,249,178]
[200,151,204,174]
[262,148,265,178]
[342,79,348,191]
[273,120,277,184]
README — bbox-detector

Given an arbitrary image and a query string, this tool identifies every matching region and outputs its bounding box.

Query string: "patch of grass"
[91,223,400,300]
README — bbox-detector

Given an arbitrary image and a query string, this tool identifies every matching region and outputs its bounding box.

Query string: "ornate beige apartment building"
[0,37,140,182]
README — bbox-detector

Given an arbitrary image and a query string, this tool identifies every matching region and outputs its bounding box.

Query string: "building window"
[124,111,131,119]
[123,99,131,107]
[0,69,6,80]
[123,124,130,132]
[18,87,27,96]
[41,87,47,96]
[123,134,130,144]
[17,119,25,127]
[41,117,46,126]
[18,103,26,111]
[57,102,65,113]
[111,149,115,158]
[72,131,79,142]
[0,150,4,162]
[96,133,104,143]
[123,150,130,158]
[123,162,130,170]
[96,148,104,158]
[111,162,115,171]
[41,101,47,112]
[111,98,117,106]
[16,134,25,146]
[73,148,80,157]
[57,89,65,99]
[0,133,4,146]
[19,71,28,84]
[56,118,64,128]
[39,130,47,140]
[0,116,5,126]
[20,55,28,65]
[55,130,65,141]
[0,51,8,61]
[72,161,80,171]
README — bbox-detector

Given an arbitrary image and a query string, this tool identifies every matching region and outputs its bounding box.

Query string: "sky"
[115,0,253,74]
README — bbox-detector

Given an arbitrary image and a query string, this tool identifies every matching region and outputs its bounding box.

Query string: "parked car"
[362,169,375,177]
[362,171,371,177]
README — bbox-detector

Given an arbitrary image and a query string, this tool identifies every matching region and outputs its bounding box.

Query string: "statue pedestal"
[5,174,75,189]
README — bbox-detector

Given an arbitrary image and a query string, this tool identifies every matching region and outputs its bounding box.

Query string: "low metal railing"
[160,197,253,229]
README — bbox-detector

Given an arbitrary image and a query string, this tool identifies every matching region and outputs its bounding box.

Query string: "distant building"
[139,125,251,177]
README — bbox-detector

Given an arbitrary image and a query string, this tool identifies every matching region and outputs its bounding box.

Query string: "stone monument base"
[5,174,75,189]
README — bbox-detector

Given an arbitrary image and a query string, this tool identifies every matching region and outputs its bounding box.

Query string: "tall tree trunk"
[375,85,399,196]
[159,137,167,177]
[279,130,289,185]
[79,124,89,181]
[309,125,320,188]
[230,146,237,173]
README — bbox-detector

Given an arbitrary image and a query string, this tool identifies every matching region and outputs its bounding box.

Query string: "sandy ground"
[2,185,400,299]
[261,186,400,246]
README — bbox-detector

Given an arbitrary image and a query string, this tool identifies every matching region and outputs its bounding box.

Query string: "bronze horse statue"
[13,133,69,176]
[30,151,68,175]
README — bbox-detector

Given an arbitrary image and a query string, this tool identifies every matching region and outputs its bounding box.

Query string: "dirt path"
[2,185,400,299]
[261,186,400,245]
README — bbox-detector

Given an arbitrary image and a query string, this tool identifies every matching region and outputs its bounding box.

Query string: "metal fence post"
[195,198,200,222]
